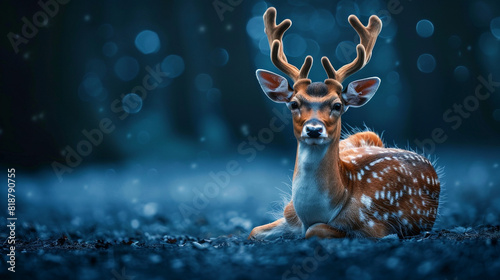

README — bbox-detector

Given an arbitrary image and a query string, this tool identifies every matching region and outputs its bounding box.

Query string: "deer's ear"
[256,69,293,103]
[342,77,381,108]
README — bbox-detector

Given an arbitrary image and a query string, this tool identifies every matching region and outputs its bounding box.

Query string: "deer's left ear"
[342,77,381,108]
[256,69,294,103]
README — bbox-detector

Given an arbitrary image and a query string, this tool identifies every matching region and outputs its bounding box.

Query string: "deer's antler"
[263,7,312,83]
[322,15,382,83]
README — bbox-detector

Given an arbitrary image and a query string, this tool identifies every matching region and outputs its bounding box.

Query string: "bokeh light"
[491,17,500,39]
[160,55,185,78]
[258,36,270,55]
[417,54,436,73]
[291,6,317,32]
[416,20,434,38]
[195,74,213,91]
[134,30,161,54]
[122,93,143,114]
[207,88,222,103]
[479,32,499,56]
[309,9,335,34]
[493,109,500,121]
[305,39,320,57]
[379,20,397,39]
[78,72,108,101]
[336,0,360,27]
[283,34,307,57]
[143,202,158,217]
[335,41,357,64]
[470,1,493,27]
[102,42,117,57]
[370,44,397,73]
[454,66,470,82]
[246,16,265,40]
[114,56,139,81]
[210,48,229,66]
[251,1,268,16]
[81,73,103,97]
[358,0,380,16]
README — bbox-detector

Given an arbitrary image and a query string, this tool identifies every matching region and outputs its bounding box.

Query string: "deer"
[248,7,441,240]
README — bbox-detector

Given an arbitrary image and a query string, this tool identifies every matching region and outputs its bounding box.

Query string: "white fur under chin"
[303,138,329,145]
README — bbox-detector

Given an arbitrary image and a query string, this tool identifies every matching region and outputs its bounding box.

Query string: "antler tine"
[322,15,382,83]
[264,7,312,82]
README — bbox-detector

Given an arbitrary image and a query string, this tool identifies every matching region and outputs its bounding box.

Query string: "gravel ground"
[1,148,500,279]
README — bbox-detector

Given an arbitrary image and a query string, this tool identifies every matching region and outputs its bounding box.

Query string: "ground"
[1,147,500,279]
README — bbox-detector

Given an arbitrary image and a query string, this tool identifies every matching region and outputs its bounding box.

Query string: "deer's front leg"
[305,223,347,239]
[248,218,286,240]
[249,201,302,240]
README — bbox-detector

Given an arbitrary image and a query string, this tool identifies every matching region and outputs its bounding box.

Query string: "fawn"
[249,8,440,239]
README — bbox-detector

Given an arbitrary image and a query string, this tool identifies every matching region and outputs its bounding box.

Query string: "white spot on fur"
[361,194,372,209]
[359,209,366,221]
[370,158,385,166]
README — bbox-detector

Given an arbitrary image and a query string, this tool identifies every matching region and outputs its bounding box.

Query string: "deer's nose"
[305,124,323,138]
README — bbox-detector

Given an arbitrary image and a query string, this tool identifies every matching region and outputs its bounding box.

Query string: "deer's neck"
[293,140,343,187]
[292,140,347,227]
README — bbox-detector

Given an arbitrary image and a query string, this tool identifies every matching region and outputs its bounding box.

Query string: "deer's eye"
[288,101,299,110]
[332,102,342,112]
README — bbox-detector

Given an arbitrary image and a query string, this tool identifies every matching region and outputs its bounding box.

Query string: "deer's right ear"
[256,69,293,103]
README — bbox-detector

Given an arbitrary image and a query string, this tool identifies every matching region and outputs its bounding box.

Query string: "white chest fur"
[292,143,342,230]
